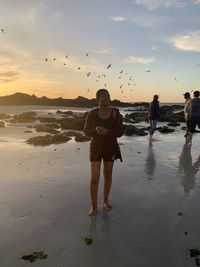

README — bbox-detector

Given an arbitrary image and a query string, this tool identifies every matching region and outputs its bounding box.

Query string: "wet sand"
[0,127,200,267]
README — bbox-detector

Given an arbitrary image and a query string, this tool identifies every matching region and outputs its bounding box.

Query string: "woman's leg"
[103,161,114,211]
[149,120,157,139]
[89,161,101,216]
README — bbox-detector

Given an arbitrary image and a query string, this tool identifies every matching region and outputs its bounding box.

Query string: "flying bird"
[104,84,107,87]
[102,74,106,78]
[45,58,48,62]
[119,70,123,74]
[63,63,66,65]
[120,84,123,89]
[78,67,81,70]
[145,70,151,72]
[53,58,56,61]
[87,72,91,77]
[1,29,5,34]
[173,75,178,82]
[66,55,68,59]
[107,64,111,69]
[86,53,89,56]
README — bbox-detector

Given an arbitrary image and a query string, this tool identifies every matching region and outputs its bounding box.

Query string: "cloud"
[110,16,126,22]
[0,71,19,77]
[171,31,200,52]
[134,0,188,10]
[95,49,112,54]
[0,71,20,84]
[125,56,155,64]
[150,46,159,51]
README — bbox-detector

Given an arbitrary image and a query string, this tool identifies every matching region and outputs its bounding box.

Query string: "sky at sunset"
[0,0,200,102]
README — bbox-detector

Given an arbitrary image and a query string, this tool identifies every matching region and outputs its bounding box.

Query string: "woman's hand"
[96,126,108,135]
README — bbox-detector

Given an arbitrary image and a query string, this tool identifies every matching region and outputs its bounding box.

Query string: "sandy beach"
[0,118,200,267]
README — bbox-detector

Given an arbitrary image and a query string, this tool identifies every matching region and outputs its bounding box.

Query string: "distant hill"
[0,92,148,108]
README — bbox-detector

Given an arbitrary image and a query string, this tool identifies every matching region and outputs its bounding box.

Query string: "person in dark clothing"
[185,90,200,145]
[84,89,123,216]
[147,95,159,141]
[183,92,191,139]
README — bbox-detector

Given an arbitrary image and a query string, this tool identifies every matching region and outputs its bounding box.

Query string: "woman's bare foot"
[103,202,112,211]
[88,207,97,217]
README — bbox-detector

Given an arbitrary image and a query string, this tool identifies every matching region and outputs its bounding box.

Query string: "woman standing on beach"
[147,94,160,141]
[84,89,123,216]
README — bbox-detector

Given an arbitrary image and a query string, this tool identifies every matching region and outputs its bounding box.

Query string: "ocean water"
[0,103,184,117]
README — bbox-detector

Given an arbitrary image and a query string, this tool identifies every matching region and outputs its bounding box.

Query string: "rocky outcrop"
[59,118,85,130]
[0,92,140,108]
[26,133,71,146]
[167,122,181,127]
[158,126,175,133]
[75,134,91,142]
[0,113,11,119]
[0,121,5,127]
[10,112,37,123]
[34,124,60,134]
[123,125,148,136]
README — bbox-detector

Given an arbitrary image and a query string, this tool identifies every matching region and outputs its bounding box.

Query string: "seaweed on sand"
[21,251,48,262]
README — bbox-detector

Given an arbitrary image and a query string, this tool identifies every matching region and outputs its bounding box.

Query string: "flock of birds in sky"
[44,52,140,95]
[1,27,200,97]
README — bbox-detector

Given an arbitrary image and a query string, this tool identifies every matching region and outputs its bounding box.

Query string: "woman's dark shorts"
[187,118,200,132]
[90,150,116,162]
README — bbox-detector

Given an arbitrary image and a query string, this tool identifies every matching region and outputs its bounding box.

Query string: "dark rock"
[125,112,148,122]
[26,133,71,146]
[158,126,175,133]
[37,117,59,123]
[64,130,81,137]
[57,110,73,116]
[0,121,5,127]
[124,125,148,136]
[35,125,60,134]
[60,117,85,130]
[75,134,90,142]
[0,113,11,119]
[10,111,37,123]
[167,122,181,127]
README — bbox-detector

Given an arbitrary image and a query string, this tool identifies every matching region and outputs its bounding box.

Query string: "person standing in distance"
[147,95,160,141]
[186,90,200,145]
[84,89,123,216]
[183,92,191,140]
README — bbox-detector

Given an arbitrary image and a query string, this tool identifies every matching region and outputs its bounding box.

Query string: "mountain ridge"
[0,92,148,108]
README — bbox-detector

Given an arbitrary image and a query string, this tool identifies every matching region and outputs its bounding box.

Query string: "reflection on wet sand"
[179,145,200,194]
[88,211,112,238]
[145,143,156,179]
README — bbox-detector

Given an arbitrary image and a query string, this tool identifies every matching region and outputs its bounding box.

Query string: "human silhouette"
[179,145,200,194]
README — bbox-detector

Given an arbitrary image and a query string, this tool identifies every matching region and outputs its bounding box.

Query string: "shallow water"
[0,106,199,267]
